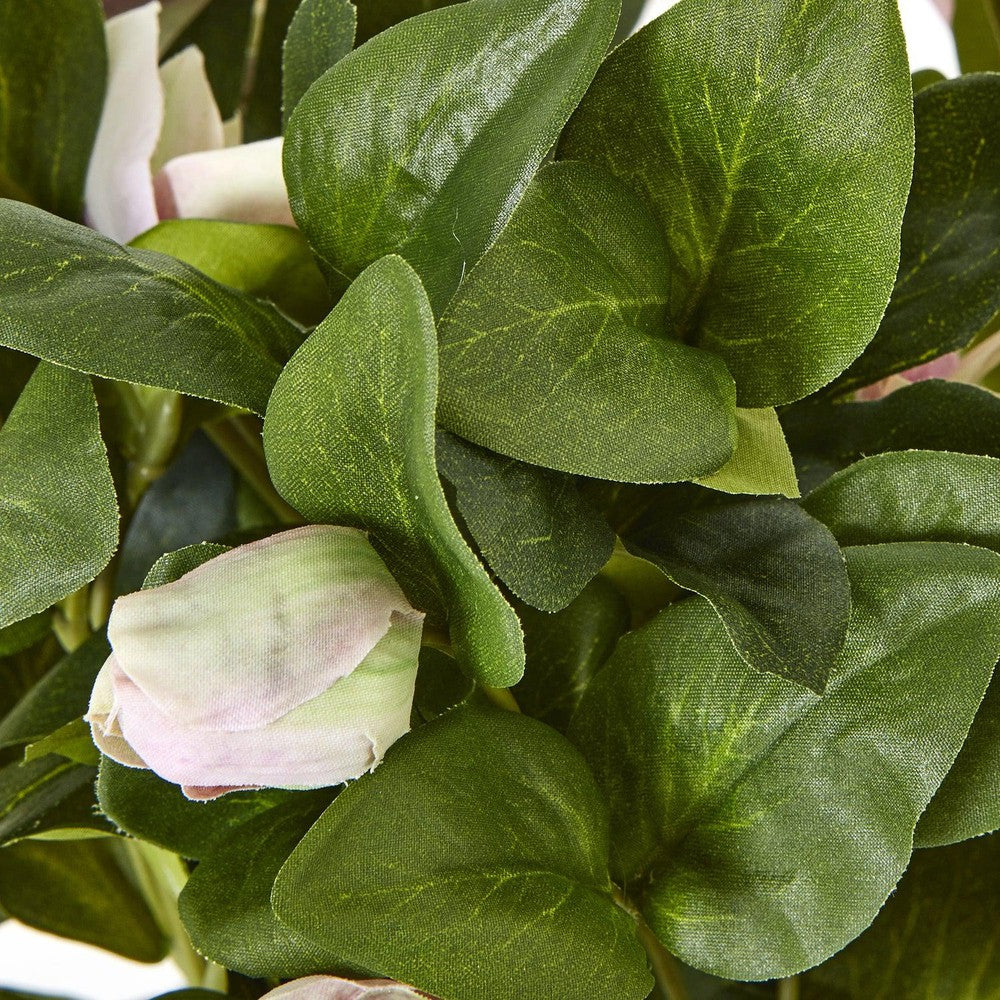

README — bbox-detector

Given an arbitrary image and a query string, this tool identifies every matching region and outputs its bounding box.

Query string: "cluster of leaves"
[2,0,1000,998]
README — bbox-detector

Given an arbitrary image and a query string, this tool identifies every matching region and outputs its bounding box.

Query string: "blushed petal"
[85,2,163,242]
[113,610,423,793]
[154,137,294,225]
[85,656,148,769]
[152,45,224,172]
[901,352,960,383]
[854,374,912,402]
[262,978,431,999]
[108,525,423,731]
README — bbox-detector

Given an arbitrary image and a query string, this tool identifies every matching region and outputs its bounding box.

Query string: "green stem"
[613,886,689,1000]
[238,0,269,120]
[483,685,521,713]
[52,585,92,653]
[777,977,800,1000]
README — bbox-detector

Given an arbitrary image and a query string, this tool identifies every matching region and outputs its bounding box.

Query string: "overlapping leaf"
[282,0,356,124]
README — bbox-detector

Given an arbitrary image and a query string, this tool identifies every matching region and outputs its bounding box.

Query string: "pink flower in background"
[87,0,292,243]
[86,526,424,801]
[854,352,962,401]
[262,977,438,999]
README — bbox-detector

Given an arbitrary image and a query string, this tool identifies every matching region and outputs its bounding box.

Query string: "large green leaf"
[0,0,106,217]
[0,202,303,414]
[621,489,850,690]
[838,75,1000,393]
[437,161,737,482]
[436,429,615,612]
[282,0,356,124]
[272,707,652,1000]
[264,255,524,686]
[0,363,118,629]
[560,0,914,407]
[283,0,618,311]
[803,832,1000,1000]
[0,839,166,961]
[569,543,1000,980]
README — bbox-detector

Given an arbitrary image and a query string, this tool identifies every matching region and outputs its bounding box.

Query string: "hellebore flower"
[87,0,292,243]
[86,526,425,801]
[261,978,438,999]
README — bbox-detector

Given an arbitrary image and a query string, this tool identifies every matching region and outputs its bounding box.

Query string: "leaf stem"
[52,585,92,653]
[777,976,800,1000]
[238,0,269,120]
[482,685,521,713]
[612,885,690,1000]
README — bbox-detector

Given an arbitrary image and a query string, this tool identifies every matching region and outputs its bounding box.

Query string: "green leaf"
[143,541,232,589]
[837,75,1000,393]
[0,0,106,217]
[264,255,524,687]
[0,614,49,659]
[802,832,1000,1000]
[695,408,799,498]
[954,0,1000,73]
[0,363,118,629]
[96,758,292,861]
[24,721,98,768]
[131,220,332,327]
[178,792,343,979]
[436,429,615,612]
[282,0,356,124]
[0,839,166,961]
[283,0,619,311]
[560,0,914,407]
[272,707,652,1000]
[569,543,1000,979]
[437,161,737,482]
[514,576,630,732]
[0,202,303,415]
[622,489,850,690]
[354,0,462,43]
[0,633,108,751]
[0,349,36,420]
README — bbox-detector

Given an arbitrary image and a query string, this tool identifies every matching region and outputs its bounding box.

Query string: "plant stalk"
[777,976,800,1000]
[612,885,690,1000]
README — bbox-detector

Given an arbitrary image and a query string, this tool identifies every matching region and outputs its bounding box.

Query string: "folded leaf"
[283,0,618,311]
[569,542,1000,979]
[560,0,914,406]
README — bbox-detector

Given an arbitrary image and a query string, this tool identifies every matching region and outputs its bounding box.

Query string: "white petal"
[153,136,294,225]
[157,0,214,53]
[86,656,148,769]
[263,978,428,999]
[108,525,422,731]
[85,2,163,242]
[152,45,224,172]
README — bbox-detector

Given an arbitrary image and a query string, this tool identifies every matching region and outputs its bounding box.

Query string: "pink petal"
[154,137,294,226]
[85,2,163,242]
[262,977,434,999]
[900,351,960,383]
[152,45,224,172]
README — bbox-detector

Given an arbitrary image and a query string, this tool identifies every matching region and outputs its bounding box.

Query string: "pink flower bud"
[261,977,438,999]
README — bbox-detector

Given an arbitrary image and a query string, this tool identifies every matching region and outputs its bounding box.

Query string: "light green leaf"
[803,832,1000,1000]
[560,0,914,406]
[24,721,98,768]
[954,0,1000,72]
[695,408,799,498]
[264,255,524,687]
[621,489,850,690]
[283,0,619,311]
[0,0,106,217]
[143,542,231,589]
[0,363,118,629]
[0,202,303,415]
[282,0,356,124]
[436,429,615,612]
[272,707,652,1000]
[838,75,1000,393]
[569,543,1000,979]
[438,161,737,482]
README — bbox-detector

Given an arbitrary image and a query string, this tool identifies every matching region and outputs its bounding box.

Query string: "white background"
[0,0,959,996]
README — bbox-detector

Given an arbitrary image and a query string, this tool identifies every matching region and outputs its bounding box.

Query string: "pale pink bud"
[854,351,960,401]
[262,978,438,999]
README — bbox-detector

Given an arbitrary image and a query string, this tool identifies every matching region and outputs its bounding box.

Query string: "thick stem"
[52,585,92,653]
[776,977,800,1000]
[482,685,522,713]
[613,886,690,1000]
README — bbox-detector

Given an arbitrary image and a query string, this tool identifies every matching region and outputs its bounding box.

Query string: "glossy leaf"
[839,75,1000,393]
[569,543,1000,979]
[283,0,618,311]
[0,364,118,629]
[803,832,1000,1000]
[0,0,106,217]
[437,161,737,481]
[0,202,303,415]
[272,707,652,1000]
[436,429,615,612]
[282,0,356,124]
[560,0,914,406]
[622,489,850,690]
[264,255,524,686]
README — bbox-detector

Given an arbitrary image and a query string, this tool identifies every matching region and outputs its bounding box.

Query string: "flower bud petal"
[152,45,224,172]
[262,977,435,999]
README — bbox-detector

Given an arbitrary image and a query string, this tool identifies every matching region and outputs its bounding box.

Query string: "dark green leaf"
[413,645,476,721]
[284,0,618,311]
[272,707,652,1000]
[0,363,118,629]
[837,75,1000,393]
[0,614,49,659]
[436,429,615,612]
[0,0,106,217]
[282,0,356,124]
[560,0,914,406]
[623,490,850,690]
[0,202,303,415]
[264,255,524,686]
[953,0,1000,73]
[143,542,232,589]
[354,0,462,43]
[0,839,166,961]
[0,349,36,420]
[802,832,1000,999]
[437,161,737,482]
[569,543,1000,979]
